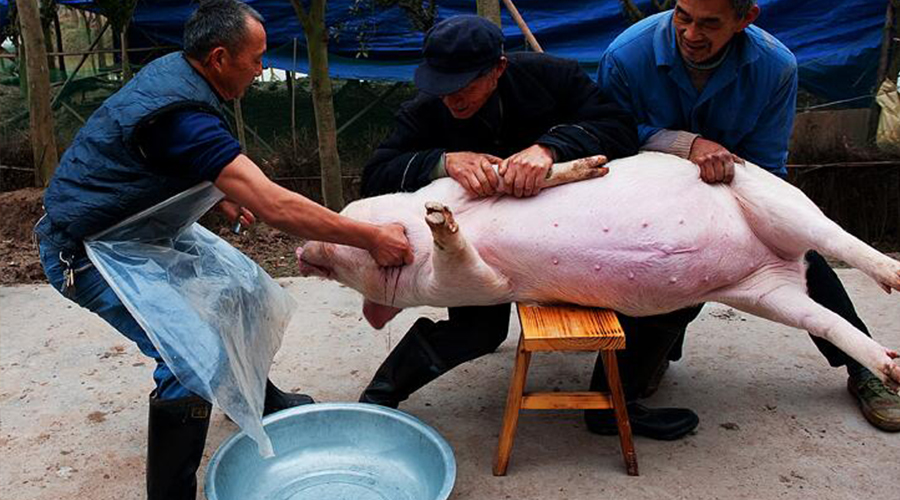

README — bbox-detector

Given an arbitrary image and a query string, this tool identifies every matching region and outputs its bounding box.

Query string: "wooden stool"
[493,303,639,476]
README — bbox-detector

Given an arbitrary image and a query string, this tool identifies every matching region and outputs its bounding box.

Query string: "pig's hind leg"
[710,270,900,393]
[730,164,900,294]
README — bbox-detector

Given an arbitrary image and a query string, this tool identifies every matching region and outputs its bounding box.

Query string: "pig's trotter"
[883,352,900,394]
[425,202,460,252]
[876,260,900,294]
[544,155,609,188]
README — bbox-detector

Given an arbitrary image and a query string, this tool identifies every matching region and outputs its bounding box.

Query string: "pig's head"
[295,183,510,329]
[295,196,434,319]
[296,239,378,292]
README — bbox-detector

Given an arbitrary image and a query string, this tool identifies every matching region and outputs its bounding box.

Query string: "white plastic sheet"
[84,182,294,457]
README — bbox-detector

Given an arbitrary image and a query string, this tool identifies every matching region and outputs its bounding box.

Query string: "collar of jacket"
[651,10,761,105]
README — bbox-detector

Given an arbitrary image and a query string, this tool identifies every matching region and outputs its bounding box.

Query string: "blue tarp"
[1,0,886,102]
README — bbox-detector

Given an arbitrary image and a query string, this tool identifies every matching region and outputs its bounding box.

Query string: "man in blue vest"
[592,0,900,433]
[35,1,413,498]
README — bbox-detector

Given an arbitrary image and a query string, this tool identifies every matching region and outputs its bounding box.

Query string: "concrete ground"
[1,269,898,500]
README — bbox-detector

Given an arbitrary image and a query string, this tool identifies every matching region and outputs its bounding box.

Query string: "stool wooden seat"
[493,303,639,476]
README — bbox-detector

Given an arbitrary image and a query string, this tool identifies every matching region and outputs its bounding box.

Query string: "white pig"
[297,152,900,391]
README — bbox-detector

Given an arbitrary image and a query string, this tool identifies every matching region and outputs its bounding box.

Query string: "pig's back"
[454,153,776,315]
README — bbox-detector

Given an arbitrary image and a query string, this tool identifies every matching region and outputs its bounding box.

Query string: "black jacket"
[362,52,639,197]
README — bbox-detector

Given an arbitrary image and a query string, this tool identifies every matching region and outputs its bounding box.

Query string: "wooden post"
[16,18,28,99]
[476,0,502,27]
[291,37,299,158]
[233,97,248,154]
[120,27,132,82]
[18,0,59,186]
[290,0,345,211]
[42,4,56,73]
[500,0,543,53]
[81,11,97,72]
[53,7,67,78]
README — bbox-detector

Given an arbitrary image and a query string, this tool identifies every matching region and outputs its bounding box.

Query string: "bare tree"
[17,0,59,185]
[289,0,344,210]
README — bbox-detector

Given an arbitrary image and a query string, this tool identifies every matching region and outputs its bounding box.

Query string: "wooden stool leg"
[493,337,532,476]
[601,350,639,476]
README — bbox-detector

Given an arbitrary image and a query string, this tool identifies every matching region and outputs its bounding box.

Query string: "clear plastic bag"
[84,182,293,457]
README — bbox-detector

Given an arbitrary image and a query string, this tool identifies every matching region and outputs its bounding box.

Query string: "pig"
[297,152,900,392]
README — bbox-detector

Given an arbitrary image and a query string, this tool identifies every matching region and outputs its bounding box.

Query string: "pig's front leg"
[423,202,513,306]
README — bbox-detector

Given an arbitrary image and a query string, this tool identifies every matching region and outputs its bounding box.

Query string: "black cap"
[414,15,504,96]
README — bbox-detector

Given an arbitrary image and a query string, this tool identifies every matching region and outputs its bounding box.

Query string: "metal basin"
[205,403,456,500]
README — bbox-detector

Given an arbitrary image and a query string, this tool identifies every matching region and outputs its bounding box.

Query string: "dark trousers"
[397,302,704,402]
[590,305,704,400]
[423,303,512,369]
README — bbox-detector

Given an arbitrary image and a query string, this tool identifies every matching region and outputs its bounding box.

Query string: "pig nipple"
[594,264,601,271]
[703,276,710,282]
[642,221,649,228]
[552,258,559,265]
[679,219,685,225]
[553,222,559,228]
[628,271,635,280]
[669,277,678,284]
[603,226,610,233]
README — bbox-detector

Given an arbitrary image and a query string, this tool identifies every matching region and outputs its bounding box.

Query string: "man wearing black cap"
[359,15,700,441]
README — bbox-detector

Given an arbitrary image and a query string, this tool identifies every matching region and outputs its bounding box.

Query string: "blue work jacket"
[598,11,797,177]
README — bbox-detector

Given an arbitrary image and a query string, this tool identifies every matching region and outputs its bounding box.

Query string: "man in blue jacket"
[593,0,900,432]
[36,1,413,498]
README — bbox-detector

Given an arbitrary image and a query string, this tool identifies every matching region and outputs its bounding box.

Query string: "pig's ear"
[363,300,403,330]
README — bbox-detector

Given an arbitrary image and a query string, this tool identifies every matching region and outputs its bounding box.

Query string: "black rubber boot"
[263,379,315,416]
[146,391,212,500]
[359,318,448,408]
[585,307,702,440]
[585,402,699,440]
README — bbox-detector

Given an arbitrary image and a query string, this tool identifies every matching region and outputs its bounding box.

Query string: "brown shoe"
[848,373,900,432]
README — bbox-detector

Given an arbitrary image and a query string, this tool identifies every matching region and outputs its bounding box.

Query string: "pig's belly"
[457,158,776,316]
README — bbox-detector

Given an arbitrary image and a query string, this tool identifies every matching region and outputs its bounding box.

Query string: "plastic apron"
[84,182,293,457]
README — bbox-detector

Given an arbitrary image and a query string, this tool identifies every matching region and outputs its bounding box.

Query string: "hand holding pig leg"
[368,223,415,267]
[498,144,555,197]
[445,152,502,197]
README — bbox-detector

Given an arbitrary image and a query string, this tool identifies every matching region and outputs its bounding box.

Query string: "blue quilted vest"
[37,52,229,252]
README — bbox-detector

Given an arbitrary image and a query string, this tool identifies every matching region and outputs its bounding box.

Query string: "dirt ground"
[1,271,899,500]
[0,188,305,285]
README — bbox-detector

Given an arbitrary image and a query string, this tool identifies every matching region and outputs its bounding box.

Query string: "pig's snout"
[296,245,333,278]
